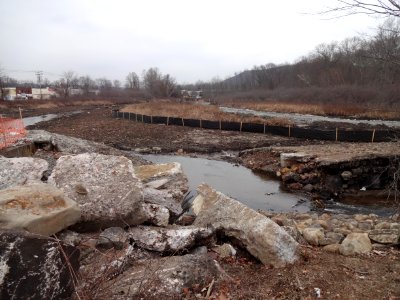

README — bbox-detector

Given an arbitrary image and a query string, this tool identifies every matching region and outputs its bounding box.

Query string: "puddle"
[23,114,58,126]
[143,154,310,213]
[220,106,400,128]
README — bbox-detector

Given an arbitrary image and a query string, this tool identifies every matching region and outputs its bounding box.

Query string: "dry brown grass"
[121,100,292,125]
[222,101,400,120]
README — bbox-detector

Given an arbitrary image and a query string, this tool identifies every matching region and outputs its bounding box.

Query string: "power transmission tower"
[35,71,43,100]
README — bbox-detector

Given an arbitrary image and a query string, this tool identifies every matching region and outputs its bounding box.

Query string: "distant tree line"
[183,18,400,106]
[0,67,178,100]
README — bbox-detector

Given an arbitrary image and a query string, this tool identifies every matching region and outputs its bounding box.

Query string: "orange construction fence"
[0,118,26,149]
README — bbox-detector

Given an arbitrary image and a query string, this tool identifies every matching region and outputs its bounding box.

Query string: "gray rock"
[134,163,188,201]
[368,229,400,244]
[111,254,221,299]
[145,178,170,189]
[375,222,391,230]
[48,153,145,231]
[282,225,302,242]
[213,243,237,258]
[192,184,299,268]
[339,233,372,256]
[341,171,352,180]
[190,246,208,255]
[0,156,48,190]
[302,227,324,246]
[142,188,183,217]
[129,225,214,252]
[97,227,128,250]
[57,230,82,246]
[0,229,80,300]
[319,232,344,246]
[141,203,170,227]
[0,182,81,236]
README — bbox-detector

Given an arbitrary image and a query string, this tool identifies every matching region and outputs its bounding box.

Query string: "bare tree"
[125,72,140,90]
[60,71,77,98]
[326,0,400,18]
[79,75,96,96]
[113,80,121,89]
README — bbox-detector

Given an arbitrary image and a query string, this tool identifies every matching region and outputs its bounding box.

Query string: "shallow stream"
[143,154,395,216]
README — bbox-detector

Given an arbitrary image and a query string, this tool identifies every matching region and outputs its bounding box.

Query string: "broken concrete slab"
[0,182,81,236]
[0,156,48,190]
[129,225,214,252]
[110,254,221,299]
[0,229,80,300]
[141,203,170,227]
[48,153,145,231]
[192,184,299,268]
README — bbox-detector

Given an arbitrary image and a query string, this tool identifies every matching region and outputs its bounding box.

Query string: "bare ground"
[3,101,400,299]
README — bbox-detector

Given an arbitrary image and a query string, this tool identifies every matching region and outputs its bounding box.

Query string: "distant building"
[31,87,58,100]
[181,90,203,100]
[1,88,17,101]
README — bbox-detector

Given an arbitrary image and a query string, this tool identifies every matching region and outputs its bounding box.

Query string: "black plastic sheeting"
[241,123,265,133]
[183,118,201,128]
[221,121,241,131]
[114,111,399,142]
[201,120,221,129]
[168,117,184,126]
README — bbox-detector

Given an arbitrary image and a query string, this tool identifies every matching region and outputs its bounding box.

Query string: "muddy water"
[220,106,400,128]
[143,154,310,213]
[143,155,395,216]
[23,114,58,126]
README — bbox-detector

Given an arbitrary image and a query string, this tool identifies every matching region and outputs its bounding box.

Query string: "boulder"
[141,203,170,227]
[368,229,400,244]
[48,153,145,231]
[302,227,324,246]
[0,156,48,190]
[192,184,299,268]
[142,188,182,218]
[319,232,344,246]
[134,162,188,201]
[27,130,146,165]
[111,254,221,299]
[339,233,372,256]
[136,163,188,219]
[97,227,128,250]
[129,225,214,252]
[0,229,80,300]
[0,182,81,236]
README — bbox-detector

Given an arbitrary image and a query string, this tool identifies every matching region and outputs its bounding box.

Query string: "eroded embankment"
[240,142,400,208]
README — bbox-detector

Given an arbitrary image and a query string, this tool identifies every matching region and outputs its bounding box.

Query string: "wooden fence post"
[288,125,291,137]
[372,129,376,143]
[336,128,338,142]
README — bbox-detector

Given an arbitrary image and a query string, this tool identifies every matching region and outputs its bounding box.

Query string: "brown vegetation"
[121,100,292,126]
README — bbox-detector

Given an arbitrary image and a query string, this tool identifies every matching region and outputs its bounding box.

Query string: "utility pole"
[35,71,43,100]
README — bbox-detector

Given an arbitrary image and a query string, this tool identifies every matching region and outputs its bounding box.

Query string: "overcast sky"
[0,0,382,84]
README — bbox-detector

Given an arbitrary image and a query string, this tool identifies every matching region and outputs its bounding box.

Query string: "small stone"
[354,214,369,222]
[317,220,329,230]
[341,171,352,180]
[97,227,128,250]
[358,222,373,231]
[375,222,391,230]
[74,183,88,195]
[303,184,314,192]
[339,233,372,256]
[390,223,400,230]
[213,243,237,258]
[302,227,324,246]
[323,244,341,253]
[319,213,331,221]
[319,232,344,246]
[368,229,400,244]
[190,246,208,255]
